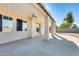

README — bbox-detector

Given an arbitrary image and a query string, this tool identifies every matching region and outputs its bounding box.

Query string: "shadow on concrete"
[50,34,78,47]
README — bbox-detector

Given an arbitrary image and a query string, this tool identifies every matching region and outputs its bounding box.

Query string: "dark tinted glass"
[17,19,22,31]
[0,14,2,32]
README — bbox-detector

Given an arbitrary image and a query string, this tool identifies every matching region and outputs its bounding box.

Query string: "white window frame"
[22,21,27,31]
[2,15,13,32]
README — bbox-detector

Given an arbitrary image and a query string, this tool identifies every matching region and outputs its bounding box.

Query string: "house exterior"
[0,3,56,44]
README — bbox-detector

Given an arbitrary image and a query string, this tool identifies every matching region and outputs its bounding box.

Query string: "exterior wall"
[52,21,56,34]
[48,17,56,36]
[0,32,29,44]
[0,3,45,44]
[32,16,45,37]
[48,17,51,33]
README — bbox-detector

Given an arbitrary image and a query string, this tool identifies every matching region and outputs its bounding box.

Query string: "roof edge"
[37,3,56,23]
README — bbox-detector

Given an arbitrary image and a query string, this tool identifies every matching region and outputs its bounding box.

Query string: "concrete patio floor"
[0,34,79,56]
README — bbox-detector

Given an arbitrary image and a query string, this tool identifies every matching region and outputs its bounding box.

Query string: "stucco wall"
[0,31,29,44]
[0,3,45,44]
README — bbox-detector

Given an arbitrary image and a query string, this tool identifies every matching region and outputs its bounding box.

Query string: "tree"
[60,12,74,29]
[72,24,78,28]
[64,12,74,28]
[60,22,69,29]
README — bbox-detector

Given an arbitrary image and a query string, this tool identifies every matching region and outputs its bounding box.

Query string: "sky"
[44,3,79,28]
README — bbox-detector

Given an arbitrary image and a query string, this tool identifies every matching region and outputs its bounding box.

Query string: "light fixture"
[29,13,37,20]
[32,13,37,18]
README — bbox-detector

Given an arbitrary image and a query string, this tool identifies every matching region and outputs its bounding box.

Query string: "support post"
[44,15,49,40]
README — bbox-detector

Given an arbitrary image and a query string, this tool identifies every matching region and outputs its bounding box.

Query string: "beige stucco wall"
[0,3,45,44]
[48,17,56,36]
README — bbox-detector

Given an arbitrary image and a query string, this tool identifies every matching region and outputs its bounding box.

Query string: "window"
[36,23,41,33]
[22,21,27,31]
[0,14,2,32]
[2,15,13,32]
[17,19,27,31]
[17,19,22,31]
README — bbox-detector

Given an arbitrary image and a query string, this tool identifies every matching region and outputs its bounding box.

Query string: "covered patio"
[0,3,56,44]
[0,34,79,56]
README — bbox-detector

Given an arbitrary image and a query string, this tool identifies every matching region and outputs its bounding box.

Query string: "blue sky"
[44,3,79,27]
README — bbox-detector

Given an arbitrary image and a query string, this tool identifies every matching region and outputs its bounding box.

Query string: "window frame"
[2,15,13,32]
[17,18,27,31]
[22,21,27,31]
[36,23,41,34]
[17,19,22,31]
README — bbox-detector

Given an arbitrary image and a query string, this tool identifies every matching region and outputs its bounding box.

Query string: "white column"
[53,22,56,34]
[12,18,16,31]
[44,15,49,40]
[51,21,54,36]
[28,18,32,38]
[51,21,56,36]
[54,22,56,34]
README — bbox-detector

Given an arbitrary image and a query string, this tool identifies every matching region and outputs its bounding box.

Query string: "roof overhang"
[37,3,56,23]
